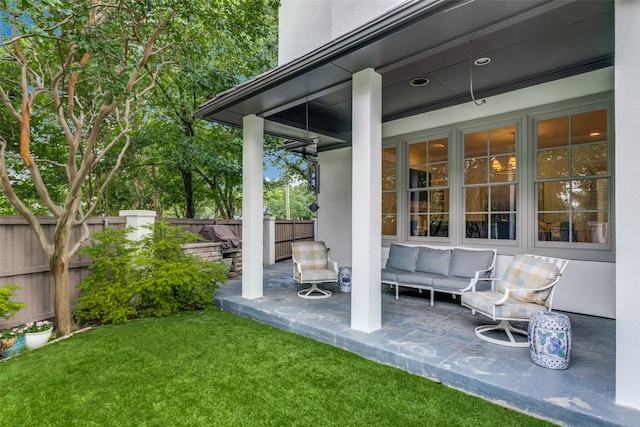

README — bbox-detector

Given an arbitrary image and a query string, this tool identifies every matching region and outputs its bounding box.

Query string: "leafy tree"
[119,0,280,219]
[265,179,318,220]
[0,1,272,335]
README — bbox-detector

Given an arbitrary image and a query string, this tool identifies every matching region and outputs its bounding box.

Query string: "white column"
[242,115,264,299]
[263,216,276,266]
[615,0,640,411]
[119,210,155,241]
[350,68,382,332]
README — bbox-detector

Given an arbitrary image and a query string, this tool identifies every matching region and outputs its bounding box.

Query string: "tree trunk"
[181,168,195,218]
[50,220,77,336]
[49,249,76,336]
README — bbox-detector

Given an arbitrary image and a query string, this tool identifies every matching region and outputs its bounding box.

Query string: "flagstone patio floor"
[214,260,639,427]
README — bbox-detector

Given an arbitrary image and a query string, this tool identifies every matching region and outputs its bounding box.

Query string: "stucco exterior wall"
[278,0,405,65]
[317,147,352,267]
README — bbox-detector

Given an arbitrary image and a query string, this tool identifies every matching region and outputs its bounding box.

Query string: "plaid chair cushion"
[498,254,560,304]
[300,268,338,283]
[292,241,329,269]
[461,291,547,319]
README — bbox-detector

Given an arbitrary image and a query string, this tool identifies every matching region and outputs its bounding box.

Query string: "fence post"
[119,210,156,241]
[263,216,275,266]
[313,218,318,242]
[292,220,296,243]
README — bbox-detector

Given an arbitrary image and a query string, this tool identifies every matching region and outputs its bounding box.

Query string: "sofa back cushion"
[385,244,419,272]
[448,249,495,278]
[499,254,560,304]
[415,247,452,276]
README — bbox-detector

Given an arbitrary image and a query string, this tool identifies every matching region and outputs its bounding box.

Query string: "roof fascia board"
[194,0,454,119]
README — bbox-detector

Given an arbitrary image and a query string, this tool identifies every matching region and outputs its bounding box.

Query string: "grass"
[0,310,556,426]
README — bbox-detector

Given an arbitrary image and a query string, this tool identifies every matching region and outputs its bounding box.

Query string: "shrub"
[75,226,138,324]
[133,221,227,316]
[0,284,27,320]
[75,221,228,325]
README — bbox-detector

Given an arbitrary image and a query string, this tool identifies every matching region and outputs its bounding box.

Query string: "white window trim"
[383,93,615,262]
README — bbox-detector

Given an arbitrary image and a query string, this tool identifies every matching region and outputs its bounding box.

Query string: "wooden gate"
[274,220,315,261]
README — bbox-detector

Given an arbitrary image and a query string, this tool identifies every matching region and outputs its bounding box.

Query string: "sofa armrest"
[462,276,501,292]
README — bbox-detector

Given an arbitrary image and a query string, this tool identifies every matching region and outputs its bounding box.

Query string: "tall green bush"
[75,221,228,325]
[75,227,138,324]
[0,285,26,320]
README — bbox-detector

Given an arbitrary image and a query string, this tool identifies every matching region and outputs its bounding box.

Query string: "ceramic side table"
[528,311,572,370]
[338,267,352,293]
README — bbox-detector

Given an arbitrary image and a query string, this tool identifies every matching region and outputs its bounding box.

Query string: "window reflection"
[536,109,609,243]
[408,137,449,237]
[382,147,397,236]
[463,125,517,240]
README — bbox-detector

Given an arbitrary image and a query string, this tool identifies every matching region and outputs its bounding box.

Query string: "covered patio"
[215,261,638,427]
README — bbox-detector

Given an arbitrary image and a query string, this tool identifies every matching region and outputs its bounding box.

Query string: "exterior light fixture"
[410,77,430,87]
[474,57,491,66]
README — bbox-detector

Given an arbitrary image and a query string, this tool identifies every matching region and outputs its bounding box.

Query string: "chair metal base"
[475,320,529,347]
[298,284,332,299]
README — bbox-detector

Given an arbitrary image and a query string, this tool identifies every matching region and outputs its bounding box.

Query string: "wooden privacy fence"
[0,215,314,328]
[0,216,126,328]
[274,220,314,261]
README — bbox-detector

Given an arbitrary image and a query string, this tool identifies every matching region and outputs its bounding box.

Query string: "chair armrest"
[501,280,558,297]
[328,258,338,273]
[293,262,303,274]
[495,281,559,306]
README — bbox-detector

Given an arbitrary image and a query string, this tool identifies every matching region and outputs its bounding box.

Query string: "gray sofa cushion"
[385,244,419,272]
[448,249,495,278]
[415,247,452,275]
[432,275,474,291]
[397,271,435,287]
[381,268,403,282]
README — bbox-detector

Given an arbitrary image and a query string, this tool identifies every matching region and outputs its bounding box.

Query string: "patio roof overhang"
[194,0,614,154]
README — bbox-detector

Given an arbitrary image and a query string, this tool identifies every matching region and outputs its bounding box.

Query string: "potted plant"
[23,320,54,350]
[0,285,27,357]
[0,325,24,356]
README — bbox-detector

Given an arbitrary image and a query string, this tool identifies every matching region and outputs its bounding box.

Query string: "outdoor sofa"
[381,244,497,306]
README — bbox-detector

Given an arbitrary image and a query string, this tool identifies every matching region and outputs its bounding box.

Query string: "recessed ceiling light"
[474,57,491,66]
[590,132,601,137]
[410,77,430,87]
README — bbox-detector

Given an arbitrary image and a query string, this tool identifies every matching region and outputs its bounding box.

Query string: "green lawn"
[0,310,556,426]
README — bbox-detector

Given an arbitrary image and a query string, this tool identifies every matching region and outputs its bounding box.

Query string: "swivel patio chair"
[292,241,338,299]
[461,254,569,347]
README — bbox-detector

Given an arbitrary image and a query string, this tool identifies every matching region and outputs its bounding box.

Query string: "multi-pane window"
[408,137,449,237]
[381,98,611,260]
[536,109,609,244]
[382,147,397,236]
[463,126,517,240]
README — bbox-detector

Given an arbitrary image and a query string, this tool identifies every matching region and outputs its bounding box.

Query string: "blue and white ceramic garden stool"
[338,267,352,293]
[528,311,572,370]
